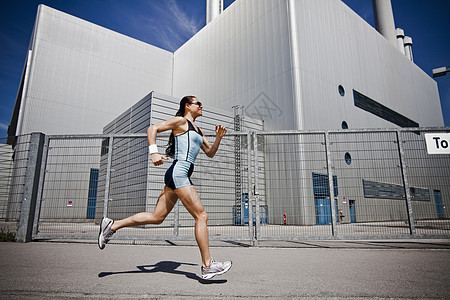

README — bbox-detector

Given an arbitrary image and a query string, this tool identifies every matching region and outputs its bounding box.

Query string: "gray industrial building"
[4,0,448,234]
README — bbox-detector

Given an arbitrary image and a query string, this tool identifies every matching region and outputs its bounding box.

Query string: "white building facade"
[173,0,443,131]
[9,0,444,139]
[10,5,173,138]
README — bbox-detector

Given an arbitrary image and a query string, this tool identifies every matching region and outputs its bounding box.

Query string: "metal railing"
[3,128,449,242]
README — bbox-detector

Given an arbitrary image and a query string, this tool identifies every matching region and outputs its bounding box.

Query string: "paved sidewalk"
[1,240,449,299]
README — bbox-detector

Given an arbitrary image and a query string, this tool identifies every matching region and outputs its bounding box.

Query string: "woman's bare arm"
[201,125,227,158]
[147,116,186,165]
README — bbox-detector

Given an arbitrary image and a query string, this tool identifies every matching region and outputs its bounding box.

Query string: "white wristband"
[149,144,158,154]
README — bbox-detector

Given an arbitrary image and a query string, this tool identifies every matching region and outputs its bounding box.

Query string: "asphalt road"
[1,240,449,299]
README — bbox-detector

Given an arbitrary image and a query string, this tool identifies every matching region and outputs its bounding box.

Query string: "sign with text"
[424,133,450,154]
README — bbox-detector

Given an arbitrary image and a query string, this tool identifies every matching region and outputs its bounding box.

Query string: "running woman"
[98,96,232,280]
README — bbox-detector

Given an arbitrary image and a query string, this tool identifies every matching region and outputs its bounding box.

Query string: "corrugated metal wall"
[174,0,296,131]
[17,5,173,136]
[173,0,443,133]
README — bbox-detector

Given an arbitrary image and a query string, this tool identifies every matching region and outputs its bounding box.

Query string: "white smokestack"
[396,28,405,55]
[404,36,413,62]
[206,0,223,24]
[372,0,397,48]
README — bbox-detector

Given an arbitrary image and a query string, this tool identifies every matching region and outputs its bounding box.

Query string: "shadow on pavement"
[98,260,227,284]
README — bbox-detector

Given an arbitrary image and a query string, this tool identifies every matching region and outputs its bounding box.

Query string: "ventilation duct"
[404,36,414,62]
[396,28,405,55]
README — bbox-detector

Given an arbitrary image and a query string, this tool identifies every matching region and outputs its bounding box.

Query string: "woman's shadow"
[98,261,227,284]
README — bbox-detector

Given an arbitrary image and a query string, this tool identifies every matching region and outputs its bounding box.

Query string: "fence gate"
[399,130,450,235]
[252,128,450,240]
[33,135,105,240]
[31,133,254,242]
[329,130,412,237]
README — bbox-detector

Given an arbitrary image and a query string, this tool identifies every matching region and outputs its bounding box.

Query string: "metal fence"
[3,128,450,242]
[21,132,254,241]
[255,128,450,240]
[3,135,32,222]
[0,140,13,219]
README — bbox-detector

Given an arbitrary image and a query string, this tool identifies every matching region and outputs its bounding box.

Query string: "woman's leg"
[175,186,211,268]
[111,186,178,231]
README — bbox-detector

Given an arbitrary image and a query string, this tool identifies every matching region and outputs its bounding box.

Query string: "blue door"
[86,168,99,219]
[434,190,444,218]
[313,173,338,225]
[315,198,331,225]
[349,200,356,223]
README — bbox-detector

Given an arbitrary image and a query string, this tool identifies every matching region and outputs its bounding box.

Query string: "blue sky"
[0,0,449,139]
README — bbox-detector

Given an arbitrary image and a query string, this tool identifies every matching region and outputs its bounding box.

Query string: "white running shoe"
[98,217,115,250]
[201,259,232,280]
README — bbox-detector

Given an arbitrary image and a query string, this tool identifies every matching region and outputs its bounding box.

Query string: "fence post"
[396,130,416,235]
[253,131,260,240]
[103,136,114,218]
[233,106,244,226]
[324,131,338,237]
[173,201,179,238]
[32,135,50,238]
[16,132,45,242]
[247,132,254,241]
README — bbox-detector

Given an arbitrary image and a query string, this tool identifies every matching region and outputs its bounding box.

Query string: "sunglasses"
[190,101,202,106]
